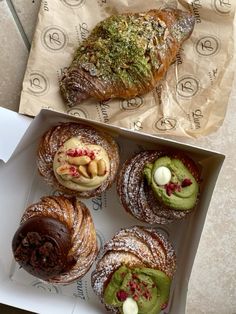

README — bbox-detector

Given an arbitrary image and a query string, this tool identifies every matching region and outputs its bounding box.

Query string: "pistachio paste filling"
[143,156,199,210]
[104,266,171,314]
[53,137,110,192]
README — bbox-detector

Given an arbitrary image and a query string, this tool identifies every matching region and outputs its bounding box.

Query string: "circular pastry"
[37,122,119,198]
[12,195,98,284]
[117,151,201,224]
[91,226,176,314]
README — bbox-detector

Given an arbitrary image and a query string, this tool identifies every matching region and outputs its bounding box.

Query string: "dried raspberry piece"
[69,166,79,177]
[165,182,181,196]
[116,290,128,302]
[181,178,192,187]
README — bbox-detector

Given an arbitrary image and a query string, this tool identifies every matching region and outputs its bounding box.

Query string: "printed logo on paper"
[92,195,103,211]
[67,107,89,119]
[41,26,68,52]
[27,71,49,96]
[195,36,220,56]
[31,280,62,294]
[120,96,144,111]
[176,76,200,98]
[192,109,204,129]
[74,279,89,300]
[153,117,177,132]
[212,0,232,15]
[61,0,85,8]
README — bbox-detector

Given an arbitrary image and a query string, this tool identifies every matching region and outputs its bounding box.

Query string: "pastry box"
[0,109,224,314]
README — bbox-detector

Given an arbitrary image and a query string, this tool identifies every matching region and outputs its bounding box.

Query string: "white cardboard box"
[0,109,225,314]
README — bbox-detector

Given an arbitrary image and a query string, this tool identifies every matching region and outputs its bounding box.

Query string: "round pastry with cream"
[37,122,119,198]
[117,150,201,224]
[91,226,176,314]
[12,195,98,284]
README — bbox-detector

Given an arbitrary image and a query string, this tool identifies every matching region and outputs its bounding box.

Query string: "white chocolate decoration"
[53,137,110,192]
[154,166,171,186]
[122,298,138,314]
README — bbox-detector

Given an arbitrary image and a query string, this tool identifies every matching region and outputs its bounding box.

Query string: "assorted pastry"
[91,226,176,314]
[59,8,195,107]
[37,122,120,198]
[117,150,201,224]
[12,195,98,284]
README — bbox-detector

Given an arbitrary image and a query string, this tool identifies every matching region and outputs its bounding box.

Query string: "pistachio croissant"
[60,8,195,107]
[37,122,119,198]
[91,226,176,314]
[12,196,98,284]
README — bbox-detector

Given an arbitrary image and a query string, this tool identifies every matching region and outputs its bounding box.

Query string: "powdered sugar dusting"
[91,226,176,311]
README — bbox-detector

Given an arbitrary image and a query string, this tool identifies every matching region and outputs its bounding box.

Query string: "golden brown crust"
[59,8,195,107]
[91,226,176,311]
[37,122,119,198]
[21,195,98,284]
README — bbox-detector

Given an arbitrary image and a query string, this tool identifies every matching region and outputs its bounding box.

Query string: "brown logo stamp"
[195,35,220,56]
[176,76,200,98]
[27,71,49,96]
[41,26,68,52]
[61,0,85,8]
[212,0,232,15]
[67,108,89,119]
[120,96,143,111]
[153,117,177,131]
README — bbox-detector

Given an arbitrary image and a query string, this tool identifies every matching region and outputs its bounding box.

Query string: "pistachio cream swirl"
[103,266,171,314]
[53,137,110,192]
[144,156,199,211]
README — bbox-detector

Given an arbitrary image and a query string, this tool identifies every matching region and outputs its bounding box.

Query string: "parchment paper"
[19,0,236,138]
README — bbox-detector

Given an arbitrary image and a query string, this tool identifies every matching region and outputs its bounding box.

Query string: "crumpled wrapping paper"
[19,0,235,138]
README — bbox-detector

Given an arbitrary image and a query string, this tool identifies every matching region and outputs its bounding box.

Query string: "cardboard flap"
[0,108,32,162]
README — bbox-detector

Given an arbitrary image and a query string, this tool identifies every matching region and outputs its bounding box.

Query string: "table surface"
[0,1,236,313]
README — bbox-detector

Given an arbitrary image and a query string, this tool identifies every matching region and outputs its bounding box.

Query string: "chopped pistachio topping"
[74,13,167,86]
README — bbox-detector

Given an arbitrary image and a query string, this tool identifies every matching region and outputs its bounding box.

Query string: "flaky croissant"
[37,122,119,198]
[91,226,176,314]
[117,150,201,224]
[60,8,195,107]
[12,196,98,284]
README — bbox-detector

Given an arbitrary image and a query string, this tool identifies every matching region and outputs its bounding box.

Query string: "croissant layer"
[91,226,176,313]
[12,196,98,284]
[37,122,119,198]
[117,150,201,224]
[60,8,195,107]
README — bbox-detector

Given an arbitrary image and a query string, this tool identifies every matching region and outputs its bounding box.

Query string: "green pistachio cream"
[104,266,171,314]
[143,156,199,210]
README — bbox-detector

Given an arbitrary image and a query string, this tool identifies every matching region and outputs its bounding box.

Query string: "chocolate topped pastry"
[91,226,176,314]
[117,151,201,224]
[37,122,119,198]
[60,8,195,107]
[12,196,98,284]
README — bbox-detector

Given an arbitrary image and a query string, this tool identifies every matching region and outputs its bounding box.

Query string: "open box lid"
[0,107,32,163]
[0,109,225,314]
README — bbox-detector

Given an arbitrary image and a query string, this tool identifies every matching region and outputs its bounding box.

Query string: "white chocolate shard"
[154,166,171,186]
[123,298,138,314]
